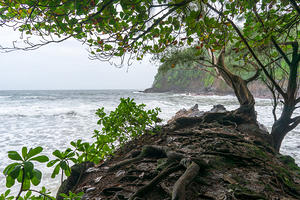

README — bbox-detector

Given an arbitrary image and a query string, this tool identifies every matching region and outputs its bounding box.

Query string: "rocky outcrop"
[71,106,300,200]
[167,104,226,124]
[144,68,272,98]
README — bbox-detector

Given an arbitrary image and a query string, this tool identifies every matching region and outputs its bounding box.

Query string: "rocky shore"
[144,80,273,99]
[58,105,300,200]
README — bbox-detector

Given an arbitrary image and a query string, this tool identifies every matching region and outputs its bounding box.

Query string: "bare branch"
[287,116,300,132]
[245,61,260,83]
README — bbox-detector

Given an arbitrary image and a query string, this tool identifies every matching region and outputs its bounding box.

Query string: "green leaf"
[22,147,28,159]
[24,190,32,199]
[31,169,42,186]
[60,161,68,171]
[5,189,11,196]
[53,150,63,159]
[65,167,71,177]
[17,169,23,183]
[3,163,20,175]
[51,164,60,178]
[27,147,43,159]
[47,159,59,167]
[9,165,21,179]
[8,151,23,161]
[23,161,34,175]
[30,155,49,163]
[6,176,15,188]
[22,178,30,191]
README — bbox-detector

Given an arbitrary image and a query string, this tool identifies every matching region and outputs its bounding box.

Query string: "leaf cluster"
[3,147,49,190]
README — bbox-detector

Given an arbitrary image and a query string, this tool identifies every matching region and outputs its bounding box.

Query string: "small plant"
[3,146,49,199]
[95,97,161,147]
[70,139,101,164]
[47,148,76,183]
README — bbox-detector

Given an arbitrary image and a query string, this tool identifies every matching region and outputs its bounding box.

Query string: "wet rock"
[115,170,126,177]
[85,167,100,173]
[94,176,103,183]
[167,104,204,123]
[85,187,96,193]
[209,104,227,113]
[168,104,228,124]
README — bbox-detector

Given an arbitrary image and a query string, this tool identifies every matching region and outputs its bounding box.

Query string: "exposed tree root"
[109,145,169,171]
[109,145,185,172]
[129,163,184,200]
[172,159,200,200]
[108,156,143,172]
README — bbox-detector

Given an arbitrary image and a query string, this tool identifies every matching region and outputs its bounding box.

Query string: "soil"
[63,110,300,200]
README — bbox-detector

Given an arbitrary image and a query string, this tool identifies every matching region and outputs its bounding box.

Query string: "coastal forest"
[0,0,299,199]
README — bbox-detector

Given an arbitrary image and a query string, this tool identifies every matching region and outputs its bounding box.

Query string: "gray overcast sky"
[0,29,158,90]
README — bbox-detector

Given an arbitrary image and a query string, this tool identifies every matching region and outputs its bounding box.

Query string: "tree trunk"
[216,49,256,121]
[271,104,294,151]
[271,42,299,152]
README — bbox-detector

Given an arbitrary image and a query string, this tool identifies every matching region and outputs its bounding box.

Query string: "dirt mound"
[70,111,300,200]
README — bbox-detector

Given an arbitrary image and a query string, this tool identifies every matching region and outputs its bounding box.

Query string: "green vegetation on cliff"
[150,62,217,93]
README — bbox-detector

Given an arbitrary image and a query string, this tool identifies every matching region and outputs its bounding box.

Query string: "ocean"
[0,90,299,194]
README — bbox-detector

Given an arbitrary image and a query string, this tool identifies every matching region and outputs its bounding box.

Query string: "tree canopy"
[0,0,299,151]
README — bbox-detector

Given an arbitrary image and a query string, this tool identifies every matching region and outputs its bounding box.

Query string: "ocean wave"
[0,110,83,118]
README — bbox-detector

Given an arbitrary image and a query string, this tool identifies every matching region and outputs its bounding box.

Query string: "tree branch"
[288,0,300,15]
[205,2,287,99]
[287,116,300,132]
[245,61,260,83]
[130,1,190,45]
[271,37,292,67]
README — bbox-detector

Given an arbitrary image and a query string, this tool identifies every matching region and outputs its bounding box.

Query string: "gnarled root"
[172,159,200,200]
[109,145,183,171]
[129,163,184,200]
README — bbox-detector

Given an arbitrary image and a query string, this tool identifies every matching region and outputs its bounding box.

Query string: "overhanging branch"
[205,2,287,99]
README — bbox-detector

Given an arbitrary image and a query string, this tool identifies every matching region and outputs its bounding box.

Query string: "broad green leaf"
[53,150,63,159]
[60,161,68,171]
[3,163,20,175]
[9,165,21,179]
[24,191,32,199]
[31,169,42,186]
[5,189,11,196]
[51,164,60,178]
[47,159,59,167]
[27,147,43,159]
[5,176,15,188]
[23,161,34,175]
[7,151,22,161]
[17,169,23,183]
[65,168,71,177]
[22,178,30,191]
[30,155,49,163]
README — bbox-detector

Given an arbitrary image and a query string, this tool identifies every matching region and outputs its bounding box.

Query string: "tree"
[0,0,299,151]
